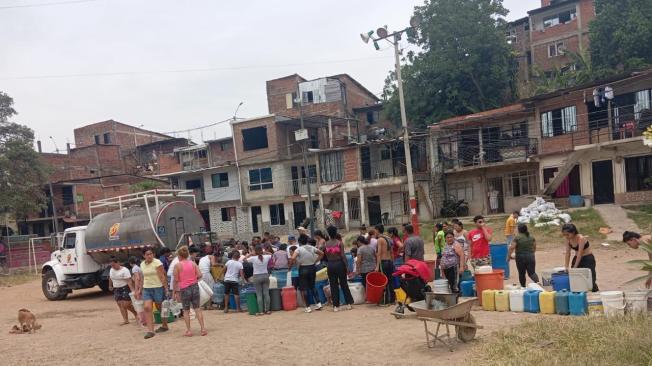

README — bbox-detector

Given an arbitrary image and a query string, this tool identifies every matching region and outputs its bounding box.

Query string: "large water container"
[345,253,354,272]
[601,291,625,317]
[569,268,592,292]
[569,195,583,207]
[212,282,225,305]
[625,290,649,315]
[269,276,278,290]
[524,290,541,313]
[281,287,297,311]
[272,269,288,289]
[460,280,475,297]
[349,282,365,305]
[475,269,504,306]
[494,290,510,311]
[269,288,282,311]
[433,279,451,294]
[489,243,510,279]
[482,290,496,311]
[551,272,570,291]
[569,292,587,316]
[509,289,526,312]
[539,291,556,314]
[587,292,603,316]
[555,290,570,315]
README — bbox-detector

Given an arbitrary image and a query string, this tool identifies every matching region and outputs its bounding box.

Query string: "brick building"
[508,0,596,97]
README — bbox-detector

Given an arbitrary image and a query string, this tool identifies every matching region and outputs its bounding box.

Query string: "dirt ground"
[0,244,646,366]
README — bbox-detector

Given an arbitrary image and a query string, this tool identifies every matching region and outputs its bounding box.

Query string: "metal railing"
[361,158,408,181]
[440,137,538,170]
[288,177,318,196]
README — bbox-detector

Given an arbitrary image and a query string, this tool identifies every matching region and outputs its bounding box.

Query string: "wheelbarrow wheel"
[456,314,477,343]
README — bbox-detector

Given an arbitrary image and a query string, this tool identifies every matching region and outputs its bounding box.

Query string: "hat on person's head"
[297,226,307,233]
[288,235,296,241]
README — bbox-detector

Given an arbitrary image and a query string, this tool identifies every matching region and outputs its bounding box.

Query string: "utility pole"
[361,17,421,234]
[297,92,316,236]
[48,182,60,234]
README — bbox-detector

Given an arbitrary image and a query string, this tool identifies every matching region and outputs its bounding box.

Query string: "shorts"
[113,285,131,302]
[142,287,165,303]
[471,256,492,270]
[223,281,240,295]
[298,265,316,291]
[180,283,200,310]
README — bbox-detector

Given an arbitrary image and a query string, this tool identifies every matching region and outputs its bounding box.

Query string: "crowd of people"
[107,214,651,340]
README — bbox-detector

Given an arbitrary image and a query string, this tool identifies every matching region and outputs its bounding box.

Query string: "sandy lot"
[0,244,645,366]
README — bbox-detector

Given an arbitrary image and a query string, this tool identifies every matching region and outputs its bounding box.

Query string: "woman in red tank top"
[173,246,207,337]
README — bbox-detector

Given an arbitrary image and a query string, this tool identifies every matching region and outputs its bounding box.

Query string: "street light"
[360,15,422,234]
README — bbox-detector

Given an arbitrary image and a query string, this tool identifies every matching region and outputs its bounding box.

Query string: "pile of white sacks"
[517,197,572,227]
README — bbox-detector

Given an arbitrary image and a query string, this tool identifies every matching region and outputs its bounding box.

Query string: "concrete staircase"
[593,204,641,242]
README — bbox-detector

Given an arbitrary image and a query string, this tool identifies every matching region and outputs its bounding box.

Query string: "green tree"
[590,0,652,72]
[129,179,166,193]
[382,0,516,127]
[0,92,49,219]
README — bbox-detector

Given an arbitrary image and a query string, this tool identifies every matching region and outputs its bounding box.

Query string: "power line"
[0,56,394,81]
[0,0,100,9]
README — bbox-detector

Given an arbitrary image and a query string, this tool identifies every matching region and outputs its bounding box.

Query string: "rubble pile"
[518,197,572,227]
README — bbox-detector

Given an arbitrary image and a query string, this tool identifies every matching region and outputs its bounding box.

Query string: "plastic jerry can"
[509,290,526,312]
[555,290,570,315]
[482,289,496,311]
[524,290,541,313]
[494,291,510,312]
[460,280,475,297]
[281,287,297,311]
[539,291,556,314]
[569,291,587,316]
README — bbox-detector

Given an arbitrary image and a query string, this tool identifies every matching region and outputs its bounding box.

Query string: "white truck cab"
[42,226,108,300]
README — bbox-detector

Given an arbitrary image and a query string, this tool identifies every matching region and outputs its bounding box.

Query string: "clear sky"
[0,0,540,152]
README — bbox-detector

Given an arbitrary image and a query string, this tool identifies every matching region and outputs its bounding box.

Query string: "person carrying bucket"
[622,231,652,289]
[562,224,599,292]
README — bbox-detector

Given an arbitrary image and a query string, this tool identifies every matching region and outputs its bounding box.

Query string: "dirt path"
[593,204,641,241]
[0,245,644,366]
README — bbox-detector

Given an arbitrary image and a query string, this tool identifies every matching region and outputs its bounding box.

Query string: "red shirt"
[468,227,492,258]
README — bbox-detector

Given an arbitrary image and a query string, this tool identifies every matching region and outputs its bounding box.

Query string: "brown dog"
[18,309,41,333]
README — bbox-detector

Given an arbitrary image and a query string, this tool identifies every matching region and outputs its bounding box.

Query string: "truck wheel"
[42,270,67,301]
[98,279,111,293]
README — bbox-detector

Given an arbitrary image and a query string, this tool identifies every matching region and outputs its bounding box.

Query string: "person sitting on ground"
[508,223,539,287]
[173,246,207,337]
[245,245,273,315]
[324,226,354,312]
[623,231,652,289]
[109,256,137,325]
[355,235,376,288]
[505,211,519,246]
[272,244,289,271]
[289,234,324,313]
[439,231,465,293]
[403,224,424,262]
[562,223,599,292]
[468,215,493,270]
[223,250,244,313]
[140,248,170,339]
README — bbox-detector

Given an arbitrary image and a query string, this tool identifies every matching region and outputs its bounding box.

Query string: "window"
[302,91,314,104]
[285,92,297,109]
[366,111,380,124]
[185,179,202,189]
[103,132,111,144]
[269,204,285,226]
[94,135,100,145]
[249,168,273,191]
[62,186,74,205]
[348,197,360,220]
[319,152,343,183]
[448,181,474,202]
[380,146,391,160]
[625,155,652,192]
[220,141,232,151]
[242,127,269,151]
[541,106,577,137]
[548,42,565,58]
[196,149,207,159]
[635,89,652,120]
[221,207,236,222]
[507,171,537,197]
[506,29,517,44]
[543,8,577,29]
[63,233,76,249]
[211,172,229,188]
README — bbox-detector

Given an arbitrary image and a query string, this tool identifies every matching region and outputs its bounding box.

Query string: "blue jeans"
[142,287,165,303]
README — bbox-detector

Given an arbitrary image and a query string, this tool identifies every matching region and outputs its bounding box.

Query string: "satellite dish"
[360,30,373,44]
[410,15,422,28]
[376,26,389,39]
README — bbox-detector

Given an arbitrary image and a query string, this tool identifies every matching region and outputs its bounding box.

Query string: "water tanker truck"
[41,190,206,300]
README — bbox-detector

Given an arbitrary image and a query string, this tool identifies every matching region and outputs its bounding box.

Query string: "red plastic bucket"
[475,269,504,306]
[366,272,388,304]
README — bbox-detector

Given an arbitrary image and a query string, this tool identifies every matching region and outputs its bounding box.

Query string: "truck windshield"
[63,233,76,249]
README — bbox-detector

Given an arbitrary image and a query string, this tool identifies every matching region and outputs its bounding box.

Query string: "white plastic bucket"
[476,266,493,274]
[509,289,526,312]
[569,268,592,293]
[269,276,278,289]
[433,279,450,294]
[601,291,625,317]
[625,290,650,315]
[587,292,603,316]
[349,283,366,305]
[129,292,145,313]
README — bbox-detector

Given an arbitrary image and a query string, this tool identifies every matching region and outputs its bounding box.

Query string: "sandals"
[200,329,208,336]
[155,326,169,333]
[144,332,155,339]
[184,331,193,337]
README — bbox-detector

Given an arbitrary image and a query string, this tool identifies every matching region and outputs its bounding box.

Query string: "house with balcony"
[534,68,652,206]
[429,103,540,215]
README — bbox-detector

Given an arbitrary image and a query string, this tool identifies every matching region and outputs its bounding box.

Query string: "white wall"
[202,167,240,203]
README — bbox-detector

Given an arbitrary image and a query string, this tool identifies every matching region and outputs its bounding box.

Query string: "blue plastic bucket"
[490,243,510,279]
[551,272,570,291]
[460,280,476,297]
[272,269,288,288]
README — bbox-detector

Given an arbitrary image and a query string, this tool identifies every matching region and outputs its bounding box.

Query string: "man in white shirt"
[108,257,137,325]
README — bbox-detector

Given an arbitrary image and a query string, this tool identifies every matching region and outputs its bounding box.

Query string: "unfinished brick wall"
[208,139,236,166]
[74,120,169,149]
[343,147,360,182]
[232,116,280,164]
